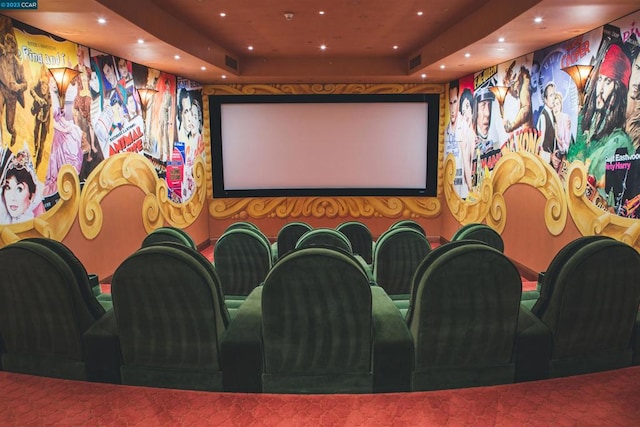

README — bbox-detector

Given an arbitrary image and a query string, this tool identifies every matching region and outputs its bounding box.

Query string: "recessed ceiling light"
[97,18,107,24]
[248,46,254,51]
[201,66,206,71]
[221,75,227,79]
[417,11,424,16]
[421,73,427,79]
[319,11,325,15]
[393,45,398,50]
[534,16,542,23]
[320,44,327,51]
[174,55,181,60]
[498,37,505,43]
[220,12,226,17]
[440,64,446,69]
[137,39,144,44]
[464,53,471,58]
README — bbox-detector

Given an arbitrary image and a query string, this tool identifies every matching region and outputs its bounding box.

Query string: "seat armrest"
[83,310,121,384]
[221,286,264,392]
[514,305,552,382]
[371,286,413,392]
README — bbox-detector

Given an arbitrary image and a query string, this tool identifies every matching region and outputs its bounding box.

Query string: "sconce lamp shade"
[489,85,510,117]
[137,88,158,121]
[561,64,593,106]
[48,67,80,106]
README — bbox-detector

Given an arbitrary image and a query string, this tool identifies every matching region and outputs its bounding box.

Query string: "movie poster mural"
[0,16,202,226]
[445,10,640,219]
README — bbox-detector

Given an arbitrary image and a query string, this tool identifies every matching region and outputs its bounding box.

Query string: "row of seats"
[211,220,504,313]
[1,225,637,394]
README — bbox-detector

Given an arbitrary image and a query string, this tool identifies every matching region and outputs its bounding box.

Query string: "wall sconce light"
[48,67,80,108]
[488,85,510,117]
[561,64,593,106]
[136,88,158,121]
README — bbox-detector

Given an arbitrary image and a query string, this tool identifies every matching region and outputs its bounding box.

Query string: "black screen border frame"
[209,92,440,198]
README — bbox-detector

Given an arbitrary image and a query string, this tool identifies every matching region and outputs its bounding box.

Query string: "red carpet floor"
[1,367,639,426]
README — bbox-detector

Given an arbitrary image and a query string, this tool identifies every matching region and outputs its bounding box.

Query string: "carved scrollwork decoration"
[566,161,640,251]
[203,83,444,96]
[79,153,206,239]
[0,164,81,247]
[443,154,493,225]
[490,151,567,235]
[444,151,567,235]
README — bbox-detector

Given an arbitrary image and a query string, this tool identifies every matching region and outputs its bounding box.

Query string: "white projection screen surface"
[210,94,440,197]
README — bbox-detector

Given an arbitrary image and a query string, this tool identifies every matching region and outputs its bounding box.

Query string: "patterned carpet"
[1,367,639,426]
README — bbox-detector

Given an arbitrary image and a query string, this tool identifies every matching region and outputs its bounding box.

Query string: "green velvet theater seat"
[532,239,640,378]
[408,243,539,390]
[111,244,227,391]
[273,221,312,260]
[388,219,426,236]
[372,227,431,301]
[451,223,504,252]
[0,240,118,383]
[521,235,614,309]
[221,247,413,393]
[295,228,353,252]
[403,239,488,322]
[141,226,197,250]
[337,221,373,264]
[261,247,373,393]
[214,228,273,313]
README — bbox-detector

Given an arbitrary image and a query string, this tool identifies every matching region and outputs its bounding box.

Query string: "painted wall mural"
[0,16,206,244]
[445,11,640,250]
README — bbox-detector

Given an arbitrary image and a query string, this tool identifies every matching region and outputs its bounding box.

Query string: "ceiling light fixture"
[220,12,226,17]
[393,45,398,50]
[320,44,327,51]
[319,11,325,15]
[174,55,181,60]
[421,73,427,79]
[498,37,505,43]
[534,16,543,23]
[464,53,471,58]
[201,66,206,71]
[440,64,446,69]
[248,46,254,51]
[221,75,227,79]
[137,39,144,44]
[97,18,107,24]
[417,11,423,16]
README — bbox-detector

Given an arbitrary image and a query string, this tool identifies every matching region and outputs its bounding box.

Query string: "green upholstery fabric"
[214,228,273,298]
[373,228,431,296]
[224,221,260,232]
[409,244,522,391]
[295,228,353,253]
[141,241,231,328]
[111,245,226,391]
[22,237,107,319]
[536,239,640,378]
[221,287,264,392]
[141,226,197,250]
[530,235,613,316]
[0,241,97,380]
[274,221,312,259]
[404,240,488,324]
[261,248,373,393]
[450,223,483,241]
[389,219,426,236]
[337,221,373,264]
[452,223,504,252]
